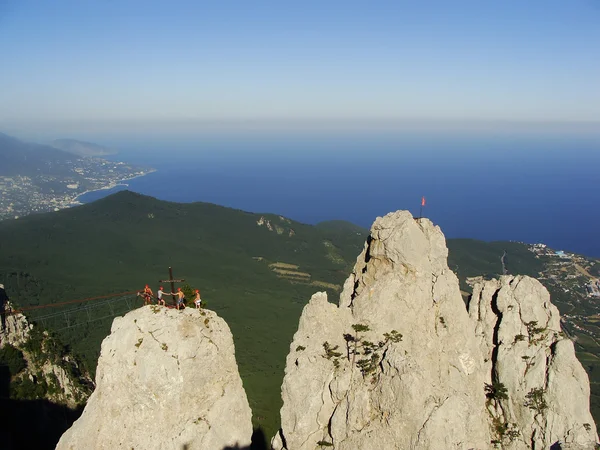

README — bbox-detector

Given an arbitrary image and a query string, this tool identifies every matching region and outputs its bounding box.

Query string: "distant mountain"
[0,132,80,176]
[50,139,117,157]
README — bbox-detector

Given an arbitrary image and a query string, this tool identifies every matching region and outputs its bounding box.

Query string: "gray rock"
[274,211,491,449]
[274,211,598,450]
[57,306,252,450]
[0,307,32,348]
[0,309,89,407]
[469,275,598,449]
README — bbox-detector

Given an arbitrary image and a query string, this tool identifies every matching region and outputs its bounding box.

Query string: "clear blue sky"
[1,0,599,133]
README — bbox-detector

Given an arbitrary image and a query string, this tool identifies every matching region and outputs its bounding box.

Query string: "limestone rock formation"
[273,210,598,450]
[0,307,32,348]
[57,305,252,450]
[469,275,598,448]
[273,211,492,450]
[0,309,91,407]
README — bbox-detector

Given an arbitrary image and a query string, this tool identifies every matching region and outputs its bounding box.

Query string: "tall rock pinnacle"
[273,211,491,449]
[273,211,598,449]
[57,306,252,450]
[469,276,598,448]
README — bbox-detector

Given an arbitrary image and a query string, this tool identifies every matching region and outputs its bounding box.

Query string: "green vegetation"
[0,344,27,375]
[525,321,548,346]
[490,419,519,446]
[484,382,508,401]
[0,191,366,436]
[1,326,91,404]
[446,239,544,293]
[525,387,548,414]
[1,191,599,437]
[322,342,343,369]
[484,381,519,445]
[323,324,402,380]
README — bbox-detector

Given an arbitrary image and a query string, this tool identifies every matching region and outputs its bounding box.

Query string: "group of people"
[138,285,202,310]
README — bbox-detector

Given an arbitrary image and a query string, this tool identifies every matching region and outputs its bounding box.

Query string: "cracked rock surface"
[273,211,491,450]
[57,306,252,450]
[273,210,598,450]
[469,275,598,449]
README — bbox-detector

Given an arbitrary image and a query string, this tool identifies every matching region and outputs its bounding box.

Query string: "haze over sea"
[76,129,600,258]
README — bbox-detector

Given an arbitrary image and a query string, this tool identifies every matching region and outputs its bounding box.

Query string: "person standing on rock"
[139,284,154,306]
[194,290,202,309]
[0,283,8,332]
[173,287,185,310]
[156,286,166,306]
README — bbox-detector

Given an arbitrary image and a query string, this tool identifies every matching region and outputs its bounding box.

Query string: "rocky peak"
[0,306,32,348]
[1,308,91,408]
[273,211,598,449]
[273,211,491,449]
[57,305,252,449]
[257,215,295,236]
[469,275,598,448]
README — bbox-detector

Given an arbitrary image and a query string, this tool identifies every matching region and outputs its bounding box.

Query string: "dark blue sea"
[77,130,600,258]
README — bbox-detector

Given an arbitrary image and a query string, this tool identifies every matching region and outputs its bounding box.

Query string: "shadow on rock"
[0,364,84,450]
[221,427,269,450]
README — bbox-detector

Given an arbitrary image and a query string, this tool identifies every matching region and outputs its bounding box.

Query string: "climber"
[173,287,185,310]
[194,289,202,309]
[0,283,8,332]
[138,284,154,305]
[156,286,166,306]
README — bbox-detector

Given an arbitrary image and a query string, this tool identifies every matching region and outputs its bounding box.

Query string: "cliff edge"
[273,211,597,449]
[57,305,252,450]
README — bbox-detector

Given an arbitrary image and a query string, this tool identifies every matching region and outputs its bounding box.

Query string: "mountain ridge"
[50,139,117,157]
[0,132,81,176]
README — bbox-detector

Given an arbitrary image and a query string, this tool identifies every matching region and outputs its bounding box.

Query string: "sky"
[0,0,599,134]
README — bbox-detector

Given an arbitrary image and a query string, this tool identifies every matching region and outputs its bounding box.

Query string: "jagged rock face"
[273,211,598,450]
[1,311,90,408]
[57,306,252,450]
[0,310,32,348]
[40,355,89,407]
[469,276,598,449]
[273,211,491,449]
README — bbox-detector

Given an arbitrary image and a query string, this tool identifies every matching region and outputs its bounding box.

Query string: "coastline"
[70,169,157,205]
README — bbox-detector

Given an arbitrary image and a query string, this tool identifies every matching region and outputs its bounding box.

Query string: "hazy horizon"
[1,0,599,136]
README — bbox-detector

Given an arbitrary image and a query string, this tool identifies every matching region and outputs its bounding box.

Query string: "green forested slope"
[1,193,597,436]
[447,238,544,288]
[0,191,367,435]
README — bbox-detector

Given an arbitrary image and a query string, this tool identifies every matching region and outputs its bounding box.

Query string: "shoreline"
[70,169,157,205]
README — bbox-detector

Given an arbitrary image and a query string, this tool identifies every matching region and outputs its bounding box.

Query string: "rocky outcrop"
[0,307,32,348]
[0,309,91,408]
[273,210,598,450]
[273,211,491,449]
[257,215,295,236]
[469,275,598,448]
[57,306,252,450]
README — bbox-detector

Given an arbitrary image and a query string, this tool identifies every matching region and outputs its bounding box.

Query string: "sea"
[76,130,600,258]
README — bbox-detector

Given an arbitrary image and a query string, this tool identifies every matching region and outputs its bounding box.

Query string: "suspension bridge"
[2,267,187,333]
[7,291,140,333]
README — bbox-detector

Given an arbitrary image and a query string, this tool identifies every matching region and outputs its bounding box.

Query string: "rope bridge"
[7,291,140,333]
[3,267,187,333]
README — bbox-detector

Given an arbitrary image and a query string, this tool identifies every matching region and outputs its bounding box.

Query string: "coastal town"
[0,158,153,220]
[526,243,600,364]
